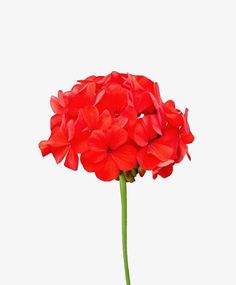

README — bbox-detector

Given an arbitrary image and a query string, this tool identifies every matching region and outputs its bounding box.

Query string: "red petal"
[122,106,137,128]
[96,85,128,115]
[108,84,128,112]
[50,114,62,130]
[137,147,160,170]
[133,120,148,147]
[148,141,173,161]
[98,110,112,130]
[52,146,69,164]
[152,164,174,179]
[57,90,66,107]
[183,108,190,132]
[50,96,63,114]
[157,159,174,167]
[153,125,179,157]
[64,149,79,170]
[150,115,163,135]
[67,120,75,141]
[141,116,157,140]
[106,127,128,150]
[164,100,175,109]
[166,113,184,127]
[89,130,107,151]
[82,150,107,163]
[177,141,188,163]
[39,127,69,162]
[181,132,195,144]
[151,83,167,128]
[75,130,91,153]
[111,144,137,170]
[80,153,98,172]
[128,75,156,115]
[163,100,184,127]
[180,108,194,144]
[133,91,154,114]
[159,164,174,178]
[113,116,128,128]
[81,106,99,129]
[95,155,120,181]
[38,141,51,156]
[48,127,69,147]
[71,84,84,94]
[86,82,96,96]
[95,89,106,104]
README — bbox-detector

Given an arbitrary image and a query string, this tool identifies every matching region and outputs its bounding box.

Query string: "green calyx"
[117,164,146,183]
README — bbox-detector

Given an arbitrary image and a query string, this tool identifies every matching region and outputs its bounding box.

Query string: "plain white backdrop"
[0,0,236,284]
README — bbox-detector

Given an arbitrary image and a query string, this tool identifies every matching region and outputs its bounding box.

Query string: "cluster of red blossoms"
[39,72,194,182]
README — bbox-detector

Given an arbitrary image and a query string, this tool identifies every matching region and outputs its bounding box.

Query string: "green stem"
[119,172,131,285]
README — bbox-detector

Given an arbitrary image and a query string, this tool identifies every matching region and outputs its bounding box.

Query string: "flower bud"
[138,167,146,177]
[124,171,135,183]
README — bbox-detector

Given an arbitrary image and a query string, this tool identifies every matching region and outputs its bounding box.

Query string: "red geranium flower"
[81,126,137,181]
[39,71,194,181]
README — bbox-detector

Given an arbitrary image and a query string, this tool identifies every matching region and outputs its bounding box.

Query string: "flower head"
[39,71,194,181]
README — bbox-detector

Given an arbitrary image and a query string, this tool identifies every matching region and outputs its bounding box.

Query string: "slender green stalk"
[119,173,131,285]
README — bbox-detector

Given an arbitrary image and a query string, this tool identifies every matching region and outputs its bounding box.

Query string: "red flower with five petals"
[81,126,137,181]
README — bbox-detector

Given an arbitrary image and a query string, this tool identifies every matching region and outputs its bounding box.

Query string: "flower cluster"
[39,71,194,181]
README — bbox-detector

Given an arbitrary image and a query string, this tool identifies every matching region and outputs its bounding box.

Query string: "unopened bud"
[138,167,146,177]
[131,168,138,177]
[124,171,135,183]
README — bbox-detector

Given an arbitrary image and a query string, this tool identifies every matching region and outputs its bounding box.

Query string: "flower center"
[107,147,112,153]
[148,138,156,144]
[148,135,161,144]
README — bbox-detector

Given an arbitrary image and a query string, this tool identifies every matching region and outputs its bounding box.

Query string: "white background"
[0,1,236,284]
